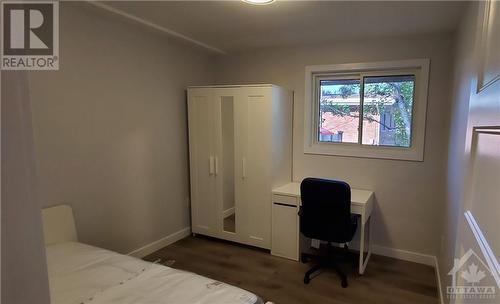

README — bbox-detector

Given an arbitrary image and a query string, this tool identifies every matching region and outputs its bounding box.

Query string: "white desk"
[271,182,374,275]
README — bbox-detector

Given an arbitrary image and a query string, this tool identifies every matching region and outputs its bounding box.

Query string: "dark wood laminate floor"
[145,236,439,304]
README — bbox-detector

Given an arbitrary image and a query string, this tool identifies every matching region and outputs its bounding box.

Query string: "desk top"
[272,182,373,206]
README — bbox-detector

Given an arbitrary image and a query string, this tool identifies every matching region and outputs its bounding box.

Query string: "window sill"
[304,142,424,161]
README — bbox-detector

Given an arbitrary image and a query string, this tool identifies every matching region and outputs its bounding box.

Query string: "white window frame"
[304,59,430,161]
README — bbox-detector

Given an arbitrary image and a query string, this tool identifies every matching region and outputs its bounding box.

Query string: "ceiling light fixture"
[242,0,276,5]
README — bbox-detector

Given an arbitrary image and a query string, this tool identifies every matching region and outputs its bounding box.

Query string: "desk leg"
[358,215,372,275]
[359,216,365,275]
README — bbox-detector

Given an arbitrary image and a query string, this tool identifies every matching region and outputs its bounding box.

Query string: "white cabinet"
[271,195,299,260]
[187,85,293,249]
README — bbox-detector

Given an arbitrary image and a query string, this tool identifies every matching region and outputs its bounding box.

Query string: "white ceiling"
[101,1,467,54]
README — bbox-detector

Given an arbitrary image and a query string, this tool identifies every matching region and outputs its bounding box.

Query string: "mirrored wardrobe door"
[220,95,237,234]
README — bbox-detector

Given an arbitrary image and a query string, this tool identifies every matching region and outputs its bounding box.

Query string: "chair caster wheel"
[304,277,310,284]
[341,279,348,288]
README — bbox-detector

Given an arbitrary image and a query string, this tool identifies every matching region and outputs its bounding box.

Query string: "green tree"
[320,80,414,146]
[364,81,413,146]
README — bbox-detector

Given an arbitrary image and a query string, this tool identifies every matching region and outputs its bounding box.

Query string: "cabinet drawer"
[271,203,299,261]
[272,194,298,207]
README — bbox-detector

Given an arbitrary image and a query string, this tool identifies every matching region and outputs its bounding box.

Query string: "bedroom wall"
[440,1,500,302]
[214,33,455,257]
[2,72,51,304]
[438,3,478,302]
[29,2,214,253]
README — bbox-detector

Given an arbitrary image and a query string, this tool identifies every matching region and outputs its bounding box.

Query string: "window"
[304,59,429,161]
[318,79,361,144]
[318,75,415,147]
[362,75,415,148]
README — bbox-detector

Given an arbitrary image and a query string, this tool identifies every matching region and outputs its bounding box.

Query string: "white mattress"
[46,242,262,304]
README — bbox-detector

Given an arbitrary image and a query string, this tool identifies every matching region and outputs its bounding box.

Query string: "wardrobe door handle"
[209,156,215,175]
[242,158,246,180]
[214,157,219,176]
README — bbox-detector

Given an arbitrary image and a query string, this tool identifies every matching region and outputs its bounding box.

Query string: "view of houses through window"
[318,75,415,148]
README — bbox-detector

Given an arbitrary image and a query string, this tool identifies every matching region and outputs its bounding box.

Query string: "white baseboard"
[333,240,436,266]
[371,244,436,266]
[434,256,445,304]
[223,207,235,218]
[128,227,191,258]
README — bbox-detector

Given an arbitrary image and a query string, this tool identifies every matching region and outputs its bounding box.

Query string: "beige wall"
[439,4,478,302]
[29,3,214,253]
[440,2,500,302]
[214,33,455,256]
[2,72,50,304]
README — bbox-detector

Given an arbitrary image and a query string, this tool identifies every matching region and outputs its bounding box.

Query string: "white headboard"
[42,204,78,245]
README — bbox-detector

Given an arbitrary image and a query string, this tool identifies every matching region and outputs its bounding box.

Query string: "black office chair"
[299,178,357,288]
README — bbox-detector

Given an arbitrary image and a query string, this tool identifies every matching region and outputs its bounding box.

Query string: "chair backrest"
[299,178,352,242]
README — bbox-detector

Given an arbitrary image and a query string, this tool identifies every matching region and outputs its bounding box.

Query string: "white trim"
[477,0,500,92]
[336,240,436,266]
[86,2,226,55]
[223,207,235,218]
[434,256,445,304]
[128,227,191,258]
[371,244,436,266]
[304,59,430,161]
[464,210,500,287]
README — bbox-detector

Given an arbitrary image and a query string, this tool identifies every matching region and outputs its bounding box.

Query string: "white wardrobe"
[187,85,293,249]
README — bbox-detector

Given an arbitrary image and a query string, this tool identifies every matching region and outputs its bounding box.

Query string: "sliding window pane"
[318,79,360,143]
[362,75,415,147]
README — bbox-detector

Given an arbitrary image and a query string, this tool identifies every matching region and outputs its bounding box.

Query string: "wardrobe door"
[188,88,218,236]
[214,89,240,242]
[235,87,273,249]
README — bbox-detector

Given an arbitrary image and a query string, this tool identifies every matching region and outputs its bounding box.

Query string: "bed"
[43,205,267,304]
